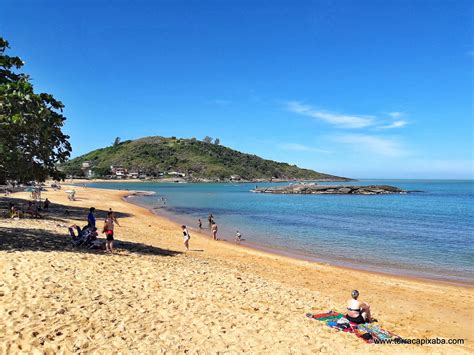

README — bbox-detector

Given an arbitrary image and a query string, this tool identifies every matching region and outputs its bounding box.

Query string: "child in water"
[235,230,242,242]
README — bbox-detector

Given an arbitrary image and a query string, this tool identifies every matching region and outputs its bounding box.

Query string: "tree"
[214,138,220,145]
[113,137,121,146]
[203,136,213,143]
[0,37,71,184]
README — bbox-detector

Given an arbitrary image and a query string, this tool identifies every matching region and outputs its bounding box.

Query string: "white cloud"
[388,111,403,118]
[333,134,407,157]
[287,101,374,129]
[280,143,331,153]
[377,120,408,129]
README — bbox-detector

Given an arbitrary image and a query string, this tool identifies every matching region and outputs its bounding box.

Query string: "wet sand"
[0,186,472,353]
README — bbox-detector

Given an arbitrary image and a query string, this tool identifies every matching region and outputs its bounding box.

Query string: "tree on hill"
[113,137,121,146]
[0,37,71,184]
[214,138,220,145]
[203,136,213,143]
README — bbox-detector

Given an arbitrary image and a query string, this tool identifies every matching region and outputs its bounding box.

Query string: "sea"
[83,180,474,285]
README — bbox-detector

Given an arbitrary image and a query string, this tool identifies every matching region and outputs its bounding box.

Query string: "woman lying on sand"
[346,290,373,324]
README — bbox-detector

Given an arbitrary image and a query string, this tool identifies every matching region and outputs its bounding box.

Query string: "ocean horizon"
[84,179,474,285]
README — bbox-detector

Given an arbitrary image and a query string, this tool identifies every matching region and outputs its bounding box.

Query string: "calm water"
[85,180,474,284]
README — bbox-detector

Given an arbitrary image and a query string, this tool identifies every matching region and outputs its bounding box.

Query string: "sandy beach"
[1,186,472,353]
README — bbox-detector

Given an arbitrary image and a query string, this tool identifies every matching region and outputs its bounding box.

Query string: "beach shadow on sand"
[0,226,181,257]
[0,196,132,222]
[0,197,180,257]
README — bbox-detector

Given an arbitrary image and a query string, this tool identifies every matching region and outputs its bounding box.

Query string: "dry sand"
[0,186,472,353]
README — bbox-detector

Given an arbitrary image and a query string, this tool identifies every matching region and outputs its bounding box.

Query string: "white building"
[168,171,186,177]
[110,165,127,178]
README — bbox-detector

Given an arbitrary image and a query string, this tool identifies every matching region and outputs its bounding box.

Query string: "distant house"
[110,165,127,179]
[128,172,139,179]
[81,161,94,178]
[230,175,242,181]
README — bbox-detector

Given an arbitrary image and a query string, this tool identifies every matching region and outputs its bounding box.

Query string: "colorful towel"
[305,312,344,322]
[306,312,401,344]
[357,323,401,341]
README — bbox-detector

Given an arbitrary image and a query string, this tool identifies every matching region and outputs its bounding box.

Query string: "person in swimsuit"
[211,222,218,240]
[182,225,190,251]
[346,290,372,324]
[108,208,120,224]
[198,219,202,229]
[103,211,120,253]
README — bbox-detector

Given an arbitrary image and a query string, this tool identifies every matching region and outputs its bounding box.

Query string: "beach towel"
[306,311,400,344]
[305,311,344,322]
[357,323,401,342]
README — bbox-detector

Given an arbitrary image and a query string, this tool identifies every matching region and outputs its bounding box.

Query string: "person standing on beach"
[103,211,119,253]
[43,198,50,211]
[182,225,190,251]
[211,222,218,240]
[208,213,214,225]
[109,208,120,225]
[198,219,202,229]
[88,207,96,228]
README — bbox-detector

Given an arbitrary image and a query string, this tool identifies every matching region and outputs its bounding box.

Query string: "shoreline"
[123,192,473,288]
[2,186,473,352]
[65,177,354,184]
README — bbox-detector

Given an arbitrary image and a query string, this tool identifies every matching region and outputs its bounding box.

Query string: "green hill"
[61,136,350,181]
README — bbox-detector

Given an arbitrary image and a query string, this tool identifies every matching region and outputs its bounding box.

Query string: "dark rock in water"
[251,184,409,195]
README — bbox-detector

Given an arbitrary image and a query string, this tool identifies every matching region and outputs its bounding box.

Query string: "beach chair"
[68,225,83,246]
[80,227,98,247]
[66,190,76,201]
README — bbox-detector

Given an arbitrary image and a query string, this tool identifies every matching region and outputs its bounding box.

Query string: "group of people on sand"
[180,212,244,251]
[9,198,50,219]
[75,207,120,253]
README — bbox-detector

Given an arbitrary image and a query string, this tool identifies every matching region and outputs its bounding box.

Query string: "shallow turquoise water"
[85,180,474,284]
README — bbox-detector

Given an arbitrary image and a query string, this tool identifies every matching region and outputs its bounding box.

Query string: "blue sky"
[2,0,473,178]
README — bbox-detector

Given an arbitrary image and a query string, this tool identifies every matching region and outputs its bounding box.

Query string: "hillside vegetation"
[61,136,349,181]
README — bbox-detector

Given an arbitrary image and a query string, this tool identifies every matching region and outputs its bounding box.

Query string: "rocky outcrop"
[251,184,409,195]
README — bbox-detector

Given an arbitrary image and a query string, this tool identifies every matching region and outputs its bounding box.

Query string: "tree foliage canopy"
[203,136,213,144]
[0,37,71,184]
